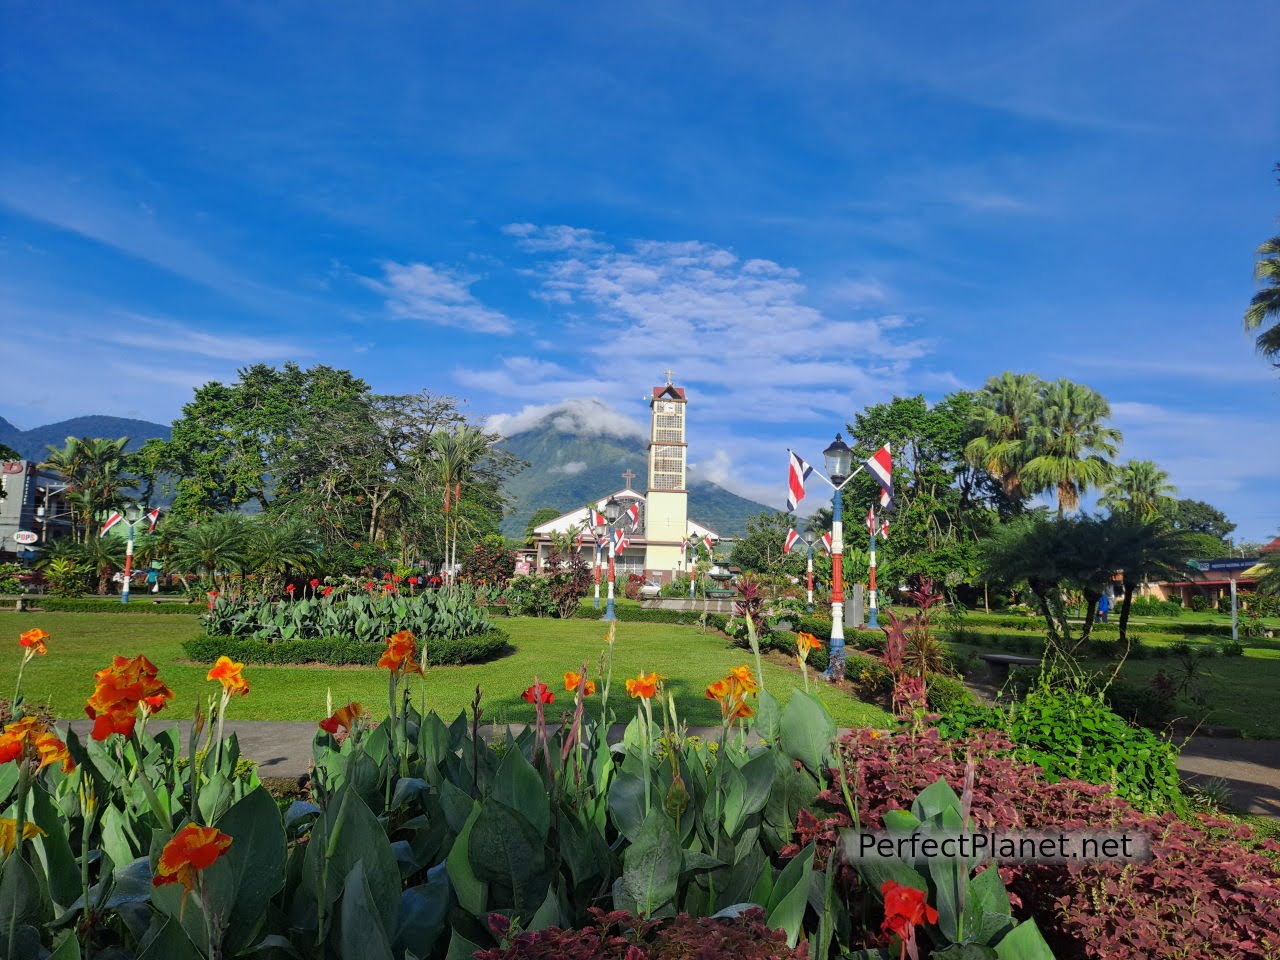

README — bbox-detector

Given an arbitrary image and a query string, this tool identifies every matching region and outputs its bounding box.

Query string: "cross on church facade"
[621,469,637,488]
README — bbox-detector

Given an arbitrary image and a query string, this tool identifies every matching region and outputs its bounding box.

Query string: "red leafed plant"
[784,726,1280,960]
[474,908,809,960]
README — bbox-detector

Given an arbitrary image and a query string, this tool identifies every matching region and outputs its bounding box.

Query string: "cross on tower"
[621,469,637,488]
[663,368,675,385]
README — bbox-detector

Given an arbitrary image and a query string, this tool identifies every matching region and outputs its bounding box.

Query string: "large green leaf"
[755,689,782,744]
[211,786,288,956]
[136,915,203,960]
[722,751,774,837]
[608,770,647,843]
[993,919,1056,959]
[340,862,395,960]
[618,810,681,917]
[29,783,81,909]
[303,788,401,937]
[468,802,550,917]
[49,934,82,959]
[765,843,813,947]
[778,691,835,777]
[396,864,451,957]
[492,746,549,839]
[0,854,48,944]
[961,863,1014,946]
[445,801,486,916]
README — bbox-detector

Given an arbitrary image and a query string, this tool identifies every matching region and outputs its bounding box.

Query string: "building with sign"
[1139,537,1279,608]
[0,460,73,559]
[527,375,720,582]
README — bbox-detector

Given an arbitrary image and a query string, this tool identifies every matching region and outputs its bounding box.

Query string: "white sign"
[12,531,38,545]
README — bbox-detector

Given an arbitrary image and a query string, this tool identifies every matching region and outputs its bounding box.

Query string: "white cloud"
[553,461,587,475]
[486,398,648,440]
[502,223,607,253]
[362,262,513,334]
[105,314,310,362]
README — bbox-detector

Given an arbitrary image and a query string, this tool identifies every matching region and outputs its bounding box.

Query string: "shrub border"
[184,626,512,666]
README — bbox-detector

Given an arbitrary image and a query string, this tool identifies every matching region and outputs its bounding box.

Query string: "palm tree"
[428,425,494,585]
[71,536,128,595]
[1021,380,1121,516]
[1244,235,1280,363]
[1100,460,1177,518]
[964,372,1043,502]
[169,514,252,593]
[1106,515,1195,647]
[1258,543,1280,597]
[247,519,319,594]
[41,436,136,541]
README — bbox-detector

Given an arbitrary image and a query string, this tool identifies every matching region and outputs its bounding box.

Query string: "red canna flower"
[319,702,365,735]
[378,630,423,677]
[152,823,233,895]
[321,585,334,597]
[522,682,554,704]
[285,584,296,594]
[309,578,320,588]
[625,671,664,700]
[0,716,74,772]
[365,581,375,590]
[84,655,175,740]
[880,880,938,941]
[796,632,822,661]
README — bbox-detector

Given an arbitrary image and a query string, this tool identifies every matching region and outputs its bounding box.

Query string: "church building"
[529,374,720,582]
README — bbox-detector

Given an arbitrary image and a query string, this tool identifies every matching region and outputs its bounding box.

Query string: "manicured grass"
[0,612,890,728]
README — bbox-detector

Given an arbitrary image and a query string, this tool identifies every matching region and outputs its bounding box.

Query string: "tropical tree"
[247,519,319,594]
[1243,164,1280,363]
[71,536,128,596]
[428,424,498,585]
[41,436,138,541]
[169,514,252,593]
[1021,379,1121,516]
[964,372,1043,503]
[1100,459,1177,518]
[1258,543,1280,597]
[1106,515,1195,646]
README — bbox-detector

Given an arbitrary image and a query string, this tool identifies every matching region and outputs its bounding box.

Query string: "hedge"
[572,603,731,631]
[184,626,512,666]
[957,610,1239,639]
[31,598,202,614]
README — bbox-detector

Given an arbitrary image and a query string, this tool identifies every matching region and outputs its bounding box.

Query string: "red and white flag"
[703,535,715,553]
[783,528,800,554]
[866,507,876,536]
[864,443,893,508]
[880,517,890,539]
[145,508,161,533]
[786,450,813,511]
[99,512,123,537]
[576,528,585,550]
[615,529,630,554]
[625,502,641,531]
[821,532,833,554]
[588,509,605,528]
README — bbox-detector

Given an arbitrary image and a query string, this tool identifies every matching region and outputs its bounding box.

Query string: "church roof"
[652,385,686,400]
[531,491,720,541]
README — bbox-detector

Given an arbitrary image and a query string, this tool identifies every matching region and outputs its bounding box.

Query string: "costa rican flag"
[866,507,876,536]
[783,528,800,554]
[99,512,123,537]
[880,517,890,539]
[576,528,585,550]
[615,531,630,554]
[588,509,605,528]
[821,532,833,554]
[864,443,893,508]
[145,508,161,533]
[703,535,715,553]
[786,450,813,511]
[625,502,641,531]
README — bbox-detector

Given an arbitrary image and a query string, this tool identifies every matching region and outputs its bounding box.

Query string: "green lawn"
[1,612,890,728]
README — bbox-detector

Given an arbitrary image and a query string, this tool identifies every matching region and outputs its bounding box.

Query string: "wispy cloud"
[502,223,608,253]
[362,262,513,334]
[104,314,311,362]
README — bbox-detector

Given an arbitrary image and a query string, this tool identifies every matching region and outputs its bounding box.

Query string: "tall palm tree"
[170,514,252,593]
[1258,542,1280,597]
[1106,515,1195,647]
[1100,460,1177,518]
[41,436,136,541]
[964,372,1043,501]
[1021,380,1121,516]
[428,425,494,585]
[1244,235,1280,362]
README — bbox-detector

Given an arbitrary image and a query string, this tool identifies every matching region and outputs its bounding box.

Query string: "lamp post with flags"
[591,497,636,621]
[584,507,606,609]
[865,506,889,628]
[782,527,821,612]
[786,435,892,679]
[101,504,160,604]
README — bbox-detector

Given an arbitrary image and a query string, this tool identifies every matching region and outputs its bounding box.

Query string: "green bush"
[934,688,1185,814]
[1129,596,1184,617]
[571,602,730,631]
[34,597,202,614]
[926,673,974,712]
[1104,681,1176,730]
[184,627,511,666]
[1190,595,1210,612]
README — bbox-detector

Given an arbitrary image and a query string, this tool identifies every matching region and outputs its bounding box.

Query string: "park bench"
[979,653,1041,682]
[706,588,737,599]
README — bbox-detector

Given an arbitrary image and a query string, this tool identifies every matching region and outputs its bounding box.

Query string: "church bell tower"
[644,370,689,580]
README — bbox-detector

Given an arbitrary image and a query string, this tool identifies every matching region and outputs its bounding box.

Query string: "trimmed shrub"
[32,597,201,614]
[925,673,974,712]
[183,626,511,666]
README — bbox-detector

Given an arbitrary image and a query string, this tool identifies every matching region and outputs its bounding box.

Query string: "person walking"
[1097,593,1111,624]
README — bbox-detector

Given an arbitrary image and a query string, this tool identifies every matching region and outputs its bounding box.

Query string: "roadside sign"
[12,531,37,545]
[1190,558,1258,573]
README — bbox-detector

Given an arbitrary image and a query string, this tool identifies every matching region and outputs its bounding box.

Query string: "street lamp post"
[592,534,602,610]
[119,503,145,604]
[596,498,625,621]
[823,434,853,676]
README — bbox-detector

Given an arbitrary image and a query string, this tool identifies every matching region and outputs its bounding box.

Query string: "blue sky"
[1,1,1278,539]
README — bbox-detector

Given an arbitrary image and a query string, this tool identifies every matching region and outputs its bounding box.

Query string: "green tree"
[1166,498,1235,559]
[1100,459,1177,518]
[70,535,128,596]
[1021,379,1121,516]
[169,514,252,593]
[964,371,1043,504]
[41,436,140,541]
[428,424,501,584]
[1258,544,1280,597]
[730,511,807,578]
[247,519,319,595]
[1243,163,1280,363]
[524,507,562,546]
[1107,515,1195,646]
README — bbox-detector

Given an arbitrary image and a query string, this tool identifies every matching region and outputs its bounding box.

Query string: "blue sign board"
[1189,558,1259,573]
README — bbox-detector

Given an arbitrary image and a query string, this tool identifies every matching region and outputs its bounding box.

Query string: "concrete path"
[64,720,1280,817]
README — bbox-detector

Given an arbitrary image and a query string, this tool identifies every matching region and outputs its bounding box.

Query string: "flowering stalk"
[77,779,98,959]
[128,730,173,832]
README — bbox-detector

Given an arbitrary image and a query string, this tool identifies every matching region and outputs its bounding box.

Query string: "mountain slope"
[496,413,773,538]
[0,416,171,461]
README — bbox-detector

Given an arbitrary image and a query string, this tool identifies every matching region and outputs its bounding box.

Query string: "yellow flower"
[0,818,45,855]
[728,665,759,695]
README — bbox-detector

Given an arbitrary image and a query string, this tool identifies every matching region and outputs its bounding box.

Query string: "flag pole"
[868,511,879,629]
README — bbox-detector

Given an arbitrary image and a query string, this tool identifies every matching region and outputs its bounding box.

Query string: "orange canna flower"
[19,628,49,657]
[206,656,249,697]
[728,665,759,694]
[704,678,731,701]
[84,655,175,740]
[796,632,822,661]
[564,672,596,696]
[0,817,45,855]
[625,671,664,700]
[728,699,754,721]
[0,716,74,772]
[377,630,424,677]
[319,702,365,735]
[152,823,234,894]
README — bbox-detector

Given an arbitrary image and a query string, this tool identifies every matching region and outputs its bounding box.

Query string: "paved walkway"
[67,721,1280,817]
